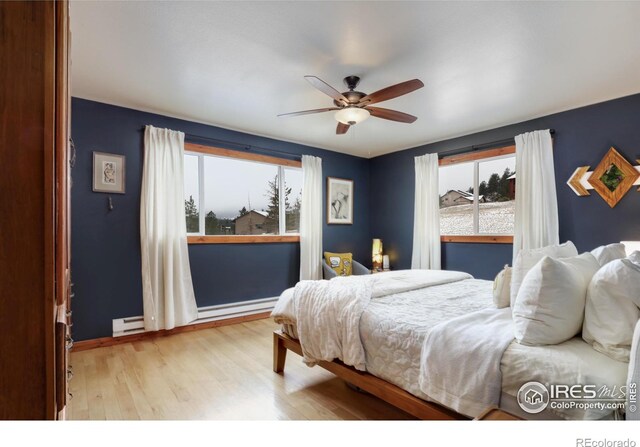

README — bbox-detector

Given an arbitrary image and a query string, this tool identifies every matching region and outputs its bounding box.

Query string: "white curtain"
[513,129,559,261]
[411,153,441,270]
[140,125,198,331]
[299,155,323,280]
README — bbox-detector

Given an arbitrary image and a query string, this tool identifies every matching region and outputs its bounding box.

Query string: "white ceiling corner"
[70,1,640,158]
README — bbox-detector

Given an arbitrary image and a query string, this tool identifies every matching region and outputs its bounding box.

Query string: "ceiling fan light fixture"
[334,107,370,126]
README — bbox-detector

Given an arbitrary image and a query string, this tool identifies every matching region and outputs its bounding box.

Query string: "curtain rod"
[437,129,556,159]
[139,126,302,160]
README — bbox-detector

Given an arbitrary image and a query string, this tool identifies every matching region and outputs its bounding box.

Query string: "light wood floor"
[68,318,414,420]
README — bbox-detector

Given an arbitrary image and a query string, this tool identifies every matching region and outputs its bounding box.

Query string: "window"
[183,143,302,243]
[439,146,515,243]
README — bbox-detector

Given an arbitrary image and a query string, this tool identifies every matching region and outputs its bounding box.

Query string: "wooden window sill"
[188,235,300,244]
[440,235,513,244]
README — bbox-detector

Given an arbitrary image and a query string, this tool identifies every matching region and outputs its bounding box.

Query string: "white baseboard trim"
[112,296,278,337]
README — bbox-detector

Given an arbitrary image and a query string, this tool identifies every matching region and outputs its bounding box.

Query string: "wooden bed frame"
[273,330,466,420]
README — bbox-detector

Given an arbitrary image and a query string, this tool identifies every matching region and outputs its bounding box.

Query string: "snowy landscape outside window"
[183,149,302,238]
[439,153,516,237]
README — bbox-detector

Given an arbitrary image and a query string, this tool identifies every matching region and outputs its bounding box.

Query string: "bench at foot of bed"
[272,330,465,420]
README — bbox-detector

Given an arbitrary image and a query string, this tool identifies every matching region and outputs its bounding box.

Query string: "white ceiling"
[70,1,640,158]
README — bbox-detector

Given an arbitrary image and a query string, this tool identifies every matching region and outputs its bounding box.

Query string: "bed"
[271,270,630,420]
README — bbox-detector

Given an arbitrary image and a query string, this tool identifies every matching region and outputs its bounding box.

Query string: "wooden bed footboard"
[272,330,465,420]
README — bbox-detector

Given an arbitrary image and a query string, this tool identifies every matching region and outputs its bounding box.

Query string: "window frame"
[438,145,516,244]
[184,142,302,244]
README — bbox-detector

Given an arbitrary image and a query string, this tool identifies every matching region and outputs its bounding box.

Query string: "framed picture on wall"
[327,177,353,224]
[93,152,126,194]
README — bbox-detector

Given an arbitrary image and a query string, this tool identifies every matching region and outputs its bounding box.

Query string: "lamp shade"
[335,107,370,125]
[372,238,383,271]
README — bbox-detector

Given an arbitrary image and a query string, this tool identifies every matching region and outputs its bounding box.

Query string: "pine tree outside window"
[183,145,302,241]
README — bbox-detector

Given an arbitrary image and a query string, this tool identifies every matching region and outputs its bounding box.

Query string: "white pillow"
[591,243,627,266]
[493,265,511,309]
[513,252,600,346]
[583,259,640,362]
[629,250,640,266]
[510,241,578,307]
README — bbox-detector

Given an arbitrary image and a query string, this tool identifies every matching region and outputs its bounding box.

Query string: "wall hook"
[108,196,114,211]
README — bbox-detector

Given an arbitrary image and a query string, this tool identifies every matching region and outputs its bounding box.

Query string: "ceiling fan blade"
[366,106,418,123]
[358,79,424,106]
[305,76,349,105]
[336,122,350,135]
[278,107,340,118]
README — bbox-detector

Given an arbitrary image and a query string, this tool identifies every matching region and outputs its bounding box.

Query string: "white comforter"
[360,278,495,398]
[271,270,472,371]
[419,307,515,417]
[291,277,373,370]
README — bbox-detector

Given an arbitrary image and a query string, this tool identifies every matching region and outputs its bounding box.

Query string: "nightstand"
[370,269,391,274]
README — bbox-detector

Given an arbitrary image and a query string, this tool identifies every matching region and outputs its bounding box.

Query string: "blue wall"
[71,98,371,340]
[72,93,640,341]
[370,93,640,279]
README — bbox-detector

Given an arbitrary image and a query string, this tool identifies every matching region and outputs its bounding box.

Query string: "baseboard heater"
[112,296,278,337]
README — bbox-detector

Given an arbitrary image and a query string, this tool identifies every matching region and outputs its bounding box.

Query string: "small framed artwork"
[327,177,354,224]
[93,152,126,194]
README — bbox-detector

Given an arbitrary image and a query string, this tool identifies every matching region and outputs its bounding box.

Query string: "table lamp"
[372,238,383,271]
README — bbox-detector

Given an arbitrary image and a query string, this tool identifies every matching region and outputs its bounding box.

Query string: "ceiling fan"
[278,75,424,135]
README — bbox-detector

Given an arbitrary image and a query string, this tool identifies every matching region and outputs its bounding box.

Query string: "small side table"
[370,269,391,274]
